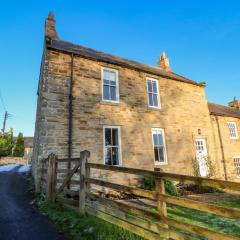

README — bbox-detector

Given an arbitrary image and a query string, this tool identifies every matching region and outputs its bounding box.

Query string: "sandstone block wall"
[0,157,28,165]
[210,115,240,182]
[32,48,222,187]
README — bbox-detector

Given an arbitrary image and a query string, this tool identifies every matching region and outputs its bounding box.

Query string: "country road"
[0,165,68,240]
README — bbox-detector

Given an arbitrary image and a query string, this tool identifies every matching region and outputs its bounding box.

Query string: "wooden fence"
[40,150,240,240]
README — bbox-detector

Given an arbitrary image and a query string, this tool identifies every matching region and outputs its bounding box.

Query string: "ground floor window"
[151,128,167,164]
[233,157,240,177]
[103,126,121,166]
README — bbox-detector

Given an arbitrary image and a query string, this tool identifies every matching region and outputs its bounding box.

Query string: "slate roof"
[208,102,240,119]
[47,39,204,87]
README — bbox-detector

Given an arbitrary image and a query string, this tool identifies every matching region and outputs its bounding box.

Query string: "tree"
[0,132,14,157]
[13,133,25,157]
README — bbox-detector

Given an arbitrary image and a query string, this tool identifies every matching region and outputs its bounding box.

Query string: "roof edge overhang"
[45,39,205,88]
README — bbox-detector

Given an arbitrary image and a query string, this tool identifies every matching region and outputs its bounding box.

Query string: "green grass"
[217,199,240,209]
[38,198,240,239]
[167,199,240,238]
[38,200,145,240]
[146,199,240,238]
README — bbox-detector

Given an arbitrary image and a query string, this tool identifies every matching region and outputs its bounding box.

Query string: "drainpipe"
[68,53,74,170]
[216,116,228,180]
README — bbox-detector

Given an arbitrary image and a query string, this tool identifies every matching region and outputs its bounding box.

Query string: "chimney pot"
[158,52,171,72]
[45,11,59,40]
[228,97,240,110]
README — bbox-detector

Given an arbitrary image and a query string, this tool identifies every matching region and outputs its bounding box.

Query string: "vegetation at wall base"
[38,200,145,240]
[178,184,222,195]
[142,176,179,196]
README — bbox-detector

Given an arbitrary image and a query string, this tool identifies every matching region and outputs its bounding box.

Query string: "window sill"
[100,100,120,106]
[147,106,163,112]
[154,162,168,166]
[230,137,239,140]
[104,163,122,167]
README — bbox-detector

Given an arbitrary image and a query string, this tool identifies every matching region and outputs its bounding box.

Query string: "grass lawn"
[167,199,240,238]
[38,200,145,240]
[38,198,240,240]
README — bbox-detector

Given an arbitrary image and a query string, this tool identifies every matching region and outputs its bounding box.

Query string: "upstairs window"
[102,68,119,102]
[147,78,160,108]
[152,128,167,164]
[227,122,238,139]
[233,157,240,177]
[103,126,121,166]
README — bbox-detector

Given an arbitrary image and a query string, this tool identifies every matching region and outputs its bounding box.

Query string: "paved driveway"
[0,165,68,240]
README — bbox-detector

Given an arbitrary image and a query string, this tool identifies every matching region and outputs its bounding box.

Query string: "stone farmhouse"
[32,13,240,187]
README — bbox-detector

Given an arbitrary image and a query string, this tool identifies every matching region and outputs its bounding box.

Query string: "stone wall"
[0,157,28,165]
[210,115,240,182]
[33,48,222,187]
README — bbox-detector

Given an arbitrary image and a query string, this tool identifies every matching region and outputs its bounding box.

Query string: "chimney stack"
[228,97,240,110]
[158,52,171,72]
[45,12,59,40]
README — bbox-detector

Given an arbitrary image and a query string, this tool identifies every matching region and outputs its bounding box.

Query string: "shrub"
[164,179,179,196]
[13,133,24,157]
[142,176,179,196]
[0,132,14,157]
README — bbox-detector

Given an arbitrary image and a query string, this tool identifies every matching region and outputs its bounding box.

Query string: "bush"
[142,176,155,191]
[142,176,179,196]
[13,133,24,157]
[0,132,14,157]
[164,179,179,196]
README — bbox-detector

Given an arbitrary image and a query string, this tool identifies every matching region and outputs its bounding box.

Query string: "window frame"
[151,128,168,165]
[146,77,161,109]
[226,122,239,139]
[103,125,122,166]
[101,67,120,103]
[233,156,240,177]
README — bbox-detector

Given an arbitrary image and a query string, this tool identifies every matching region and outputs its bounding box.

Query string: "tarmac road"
[0,165,68,240]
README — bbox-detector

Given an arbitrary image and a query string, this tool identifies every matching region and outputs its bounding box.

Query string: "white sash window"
[151,128,167,164]
[147,78,160,108]
[102,68,119,102]
[103,126,121,166]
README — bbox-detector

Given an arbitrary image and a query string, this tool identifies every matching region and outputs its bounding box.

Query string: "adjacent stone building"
[32,13,240,187]
[24,137,33,163]
[209,100,240,181]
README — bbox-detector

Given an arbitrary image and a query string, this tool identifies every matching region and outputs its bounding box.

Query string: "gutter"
[216,116,228,180]
[68,53,74,170]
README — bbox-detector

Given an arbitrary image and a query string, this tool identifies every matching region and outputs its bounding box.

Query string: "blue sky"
[0,1,240,136]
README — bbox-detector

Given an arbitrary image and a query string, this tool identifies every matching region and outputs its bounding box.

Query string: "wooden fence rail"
[40,150,240,240]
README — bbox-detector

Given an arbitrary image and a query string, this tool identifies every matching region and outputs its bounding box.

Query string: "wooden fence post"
[155,177,169,239]
[155,177,167,216]
[46,153,58,202]
[79,150,90,214]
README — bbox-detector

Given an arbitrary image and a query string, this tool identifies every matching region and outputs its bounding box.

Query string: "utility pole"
[1,111,9,134]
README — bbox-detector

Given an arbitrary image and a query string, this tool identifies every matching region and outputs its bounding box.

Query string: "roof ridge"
[208,102,240,119]
[47,39,204,87]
